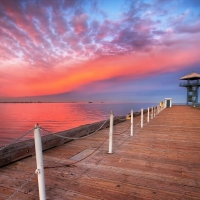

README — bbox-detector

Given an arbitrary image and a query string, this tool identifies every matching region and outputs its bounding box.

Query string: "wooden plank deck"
[0,106,200,200]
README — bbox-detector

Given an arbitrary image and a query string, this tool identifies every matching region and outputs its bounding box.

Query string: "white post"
[130,109,133,136]
[141,108,143,128]
[108,111,113,154]
[154,107,156,117]
[147,107,149,123]
[151,107,153,119]
[34,124,46,200]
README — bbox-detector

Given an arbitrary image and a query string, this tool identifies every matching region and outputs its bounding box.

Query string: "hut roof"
[179,72,200,80]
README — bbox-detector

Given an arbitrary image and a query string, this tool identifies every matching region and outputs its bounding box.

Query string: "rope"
[0,128,34,151]
[44,135,109,169]
[134,120,141,127]
[112,113,120,117]
[112,113,126,122]
[44,110,153,169]
[6,172,36,200]
[117,118,126,122]
[43,116,127,169]
[44,118,113,169]
[114,123,131,135]
[40,118,108,140]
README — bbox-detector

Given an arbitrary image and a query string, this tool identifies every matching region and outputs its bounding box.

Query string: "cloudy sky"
[0,0,200,103]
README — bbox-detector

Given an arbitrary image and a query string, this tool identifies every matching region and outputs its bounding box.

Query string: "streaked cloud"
[0,0,200,102]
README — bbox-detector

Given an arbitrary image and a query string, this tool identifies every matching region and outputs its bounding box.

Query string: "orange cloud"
[1,42,200,98]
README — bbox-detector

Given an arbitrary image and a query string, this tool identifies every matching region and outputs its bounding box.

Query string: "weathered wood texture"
[0,116,125,167]
[1,106,200,200]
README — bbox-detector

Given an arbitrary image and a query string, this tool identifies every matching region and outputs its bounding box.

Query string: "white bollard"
[154,107,156,117]
[151,107,153,119]
[108,111,113,154]
[147,107,149,123]
[130,109,133,136]
[141,108,143,128]
[34,124,46,200]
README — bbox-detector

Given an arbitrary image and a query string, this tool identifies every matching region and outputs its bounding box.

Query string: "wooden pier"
[0,106,200,200]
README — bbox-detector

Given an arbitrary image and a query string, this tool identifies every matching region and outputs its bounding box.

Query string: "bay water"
[0,102,156,147]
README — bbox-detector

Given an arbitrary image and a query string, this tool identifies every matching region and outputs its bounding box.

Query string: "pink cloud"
[71,13,89,34]
[1,38,200,98]
[175,20,200,34]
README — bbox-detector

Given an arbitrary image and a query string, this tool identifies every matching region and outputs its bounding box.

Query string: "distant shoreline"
[0,102,186,104]
[0,102,78,104]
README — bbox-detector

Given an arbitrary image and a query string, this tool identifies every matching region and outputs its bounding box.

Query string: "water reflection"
[0,102,156,146]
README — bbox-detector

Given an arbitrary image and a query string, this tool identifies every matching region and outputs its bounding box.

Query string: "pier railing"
[0,101,166,200]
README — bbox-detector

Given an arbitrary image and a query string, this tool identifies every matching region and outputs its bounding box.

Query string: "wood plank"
[0,106,200,199]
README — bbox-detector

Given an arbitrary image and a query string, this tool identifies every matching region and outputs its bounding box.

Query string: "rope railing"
[112,112,124,117]
[43,112,129,169]
[0,128,34,151]
[43,115,117,168]
[44,135,109,169]
[113,113,126,121]
[114,123,132,136]
[40,118,109,140]
[0,104,165,155]
[44,114,132,169]
[134,119,141,127]
[115,118,126,122]
[6,172,36,200]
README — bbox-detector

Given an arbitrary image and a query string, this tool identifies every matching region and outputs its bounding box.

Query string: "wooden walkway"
[0,106,200,200]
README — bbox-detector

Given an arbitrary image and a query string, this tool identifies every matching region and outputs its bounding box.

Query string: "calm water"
[0,102,156,146]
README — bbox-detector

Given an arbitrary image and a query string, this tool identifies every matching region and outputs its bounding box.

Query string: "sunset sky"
[0,0,200,103]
